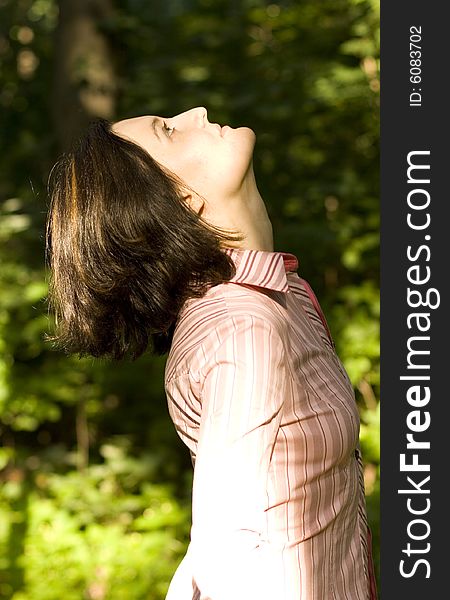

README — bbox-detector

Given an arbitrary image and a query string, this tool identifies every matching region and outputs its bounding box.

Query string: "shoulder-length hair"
[45,118,243,360]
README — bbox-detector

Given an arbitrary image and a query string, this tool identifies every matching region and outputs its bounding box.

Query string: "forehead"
[111,116,164,154]
[112,115,153,137]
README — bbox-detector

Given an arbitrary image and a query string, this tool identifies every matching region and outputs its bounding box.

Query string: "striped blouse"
[164,247,378,600]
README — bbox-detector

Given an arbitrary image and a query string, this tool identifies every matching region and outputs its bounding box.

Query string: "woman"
[46,107,378,599]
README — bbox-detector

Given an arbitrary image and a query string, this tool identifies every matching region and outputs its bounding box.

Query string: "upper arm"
[192,313,289,535]
[187,312,291,599]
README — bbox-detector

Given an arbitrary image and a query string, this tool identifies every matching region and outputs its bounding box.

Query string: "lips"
[210,122,230,136]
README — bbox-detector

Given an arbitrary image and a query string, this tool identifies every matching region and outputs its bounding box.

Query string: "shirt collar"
[223,247,299,292]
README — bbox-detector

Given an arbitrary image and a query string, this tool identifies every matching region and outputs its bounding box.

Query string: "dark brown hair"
[45,118,244,360]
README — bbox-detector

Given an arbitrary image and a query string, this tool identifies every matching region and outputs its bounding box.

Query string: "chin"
[234,126,256,152]
[239,125,256,138]
[224,125,255,139]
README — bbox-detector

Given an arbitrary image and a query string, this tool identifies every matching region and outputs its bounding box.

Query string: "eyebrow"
[151,117,161,141]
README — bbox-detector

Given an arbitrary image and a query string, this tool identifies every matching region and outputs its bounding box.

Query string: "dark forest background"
[0,0,380,598]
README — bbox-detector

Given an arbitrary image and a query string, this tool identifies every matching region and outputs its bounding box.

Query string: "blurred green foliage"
[0,0,379,597]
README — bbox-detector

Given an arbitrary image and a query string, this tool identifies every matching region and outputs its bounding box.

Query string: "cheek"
[175,141,225,181]
[162,134,251,190]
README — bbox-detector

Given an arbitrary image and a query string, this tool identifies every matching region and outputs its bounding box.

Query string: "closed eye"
[162,121,175,137]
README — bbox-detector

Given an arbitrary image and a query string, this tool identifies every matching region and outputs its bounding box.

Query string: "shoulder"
[165,282,288,383]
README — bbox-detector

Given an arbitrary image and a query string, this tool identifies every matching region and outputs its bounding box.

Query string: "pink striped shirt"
[164,247,378,600]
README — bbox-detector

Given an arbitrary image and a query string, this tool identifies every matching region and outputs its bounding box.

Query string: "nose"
[171,106,207,128]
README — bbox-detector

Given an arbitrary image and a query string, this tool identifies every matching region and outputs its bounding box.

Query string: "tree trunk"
[52,0,118,152]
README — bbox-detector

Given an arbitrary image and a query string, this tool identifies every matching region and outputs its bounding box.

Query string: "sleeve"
[188,313,290,600]
[165,550,197,600]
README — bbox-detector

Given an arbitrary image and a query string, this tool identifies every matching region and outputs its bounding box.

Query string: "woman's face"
[111,107,256,205]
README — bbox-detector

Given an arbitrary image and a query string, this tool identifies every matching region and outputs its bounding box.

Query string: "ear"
[182,191,205,216]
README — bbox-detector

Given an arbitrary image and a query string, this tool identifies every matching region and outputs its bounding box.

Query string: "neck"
[225,164,274,252]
